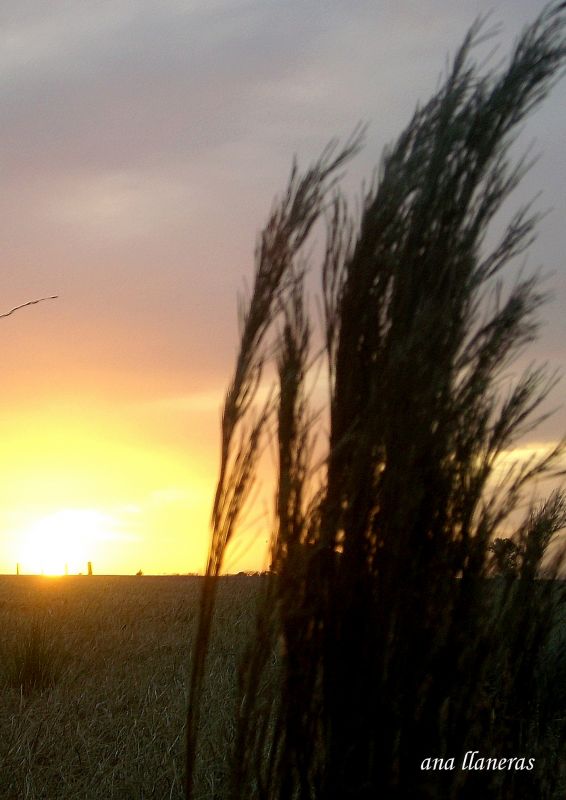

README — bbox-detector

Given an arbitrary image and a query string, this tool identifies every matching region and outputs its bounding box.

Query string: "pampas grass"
[186,4,566,799]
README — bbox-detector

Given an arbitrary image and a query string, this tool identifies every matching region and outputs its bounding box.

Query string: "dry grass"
[0,576,566,800]
[0,575,563,798]
[0,575,267,800]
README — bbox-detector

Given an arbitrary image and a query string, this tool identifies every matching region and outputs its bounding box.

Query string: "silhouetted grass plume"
[186,4,566,798]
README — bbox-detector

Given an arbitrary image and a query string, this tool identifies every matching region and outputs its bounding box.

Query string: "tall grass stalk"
[187,4,566,798]
[3,615,64,695]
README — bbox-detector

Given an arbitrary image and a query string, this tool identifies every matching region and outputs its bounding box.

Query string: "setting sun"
[15,509,115,576]
[0,409,217,575]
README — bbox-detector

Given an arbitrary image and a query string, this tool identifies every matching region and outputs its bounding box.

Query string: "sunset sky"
[1,0,565,575]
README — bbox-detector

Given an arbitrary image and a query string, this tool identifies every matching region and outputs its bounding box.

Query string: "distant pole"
[64,563,69,576]
[87,561,93,576]
[16,563,20,576]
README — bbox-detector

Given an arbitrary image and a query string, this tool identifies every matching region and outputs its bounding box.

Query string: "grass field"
[1,575,564,798]
[0,575,264,800]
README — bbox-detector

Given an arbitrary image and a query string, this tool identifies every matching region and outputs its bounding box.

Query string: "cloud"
[0,2,330,180]
[1,0,565,436]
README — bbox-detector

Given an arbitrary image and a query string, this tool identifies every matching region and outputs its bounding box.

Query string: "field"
[1,575,564,799]
[0,575,264,800]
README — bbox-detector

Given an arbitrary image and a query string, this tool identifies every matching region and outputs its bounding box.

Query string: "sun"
[17,509,114,576]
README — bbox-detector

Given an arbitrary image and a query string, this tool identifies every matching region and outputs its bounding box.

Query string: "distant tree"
[186,5,566,799]
[136,569,143,576]
[489,537,520,576]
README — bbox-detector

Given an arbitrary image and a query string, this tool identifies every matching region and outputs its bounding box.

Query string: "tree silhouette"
[489,537,520,576]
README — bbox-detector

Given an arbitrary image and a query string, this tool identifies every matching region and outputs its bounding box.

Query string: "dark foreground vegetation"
[187,4,566,799]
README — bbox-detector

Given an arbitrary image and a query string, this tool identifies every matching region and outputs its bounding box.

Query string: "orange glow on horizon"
[0,403,271,576]
[1,400,559,576]
[0,407,218,575]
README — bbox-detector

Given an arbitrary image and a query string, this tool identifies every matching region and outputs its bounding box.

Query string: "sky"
[1,0,565,575]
